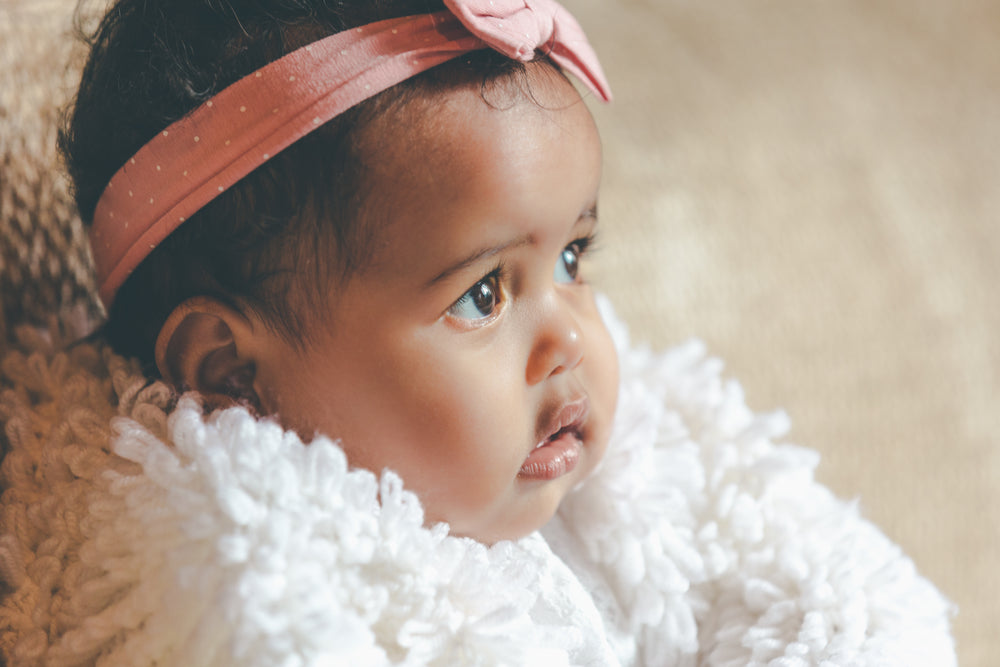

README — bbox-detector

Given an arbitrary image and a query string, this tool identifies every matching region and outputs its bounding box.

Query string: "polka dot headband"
[89,0,612,308]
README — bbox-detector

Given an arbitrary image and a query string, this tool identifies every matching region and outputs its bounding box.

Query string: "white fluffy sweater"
[0,307,956,666]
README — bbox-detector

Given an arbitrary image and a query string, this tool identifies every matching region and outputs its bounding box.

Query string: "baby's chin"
[437,473,594,545]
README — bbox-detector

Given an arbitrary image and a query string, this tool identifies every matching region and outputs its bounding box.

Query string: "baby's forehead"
[356,61,581,153]
[346,88,598,267]
[288,62,598,297]
[363,71,587,180]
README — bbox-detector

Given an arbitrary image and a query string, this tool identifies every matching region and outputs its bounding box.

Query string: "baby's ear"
[155,297,261,411]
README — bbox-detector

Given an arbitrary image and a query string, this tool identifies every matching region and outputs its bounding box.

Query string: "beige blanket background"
[575,1,999,664]
[2,0,997,664]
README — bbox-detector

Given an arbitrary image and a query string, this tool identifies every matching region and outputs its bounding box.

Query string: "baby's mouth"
[519,398,590,481]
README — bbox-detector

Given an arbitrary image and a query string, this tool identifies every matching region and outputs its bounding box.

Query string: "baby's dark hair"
[61,0,554,374]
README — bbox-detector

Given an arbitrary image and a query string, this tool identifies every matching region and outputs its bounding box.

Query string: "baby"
[63,0,619,544]
[0,0,957,662]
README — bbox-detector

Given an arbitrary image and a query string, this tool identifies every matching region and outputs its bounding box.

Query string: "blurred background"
[2,0,997,663]
[574,0,999,664]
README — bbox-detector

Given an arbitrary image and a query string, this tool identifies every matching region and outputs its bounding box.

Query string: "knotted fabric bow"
[89,0,611,308]
[444,0,610,101]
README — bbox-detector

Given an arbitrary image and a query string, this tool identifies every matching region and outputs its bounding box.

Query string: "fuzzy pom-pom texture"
[547,309,956,665]
[0,338,596,666]
[0,302,955,666]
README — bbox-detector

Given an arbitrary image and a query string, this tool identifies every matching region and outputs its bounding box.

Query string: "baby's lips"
[535,396,590,448]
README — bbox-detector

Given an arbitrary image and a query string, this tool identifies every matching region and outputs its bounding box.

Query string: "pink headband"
[89,0,611,308]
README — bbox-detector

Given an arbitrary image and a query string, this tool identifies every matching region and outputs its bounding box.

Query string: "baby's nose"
[525,298,585,385]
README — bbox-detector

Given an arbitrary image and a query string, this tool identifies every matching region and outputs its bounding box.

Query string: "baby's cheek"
[589,304,618,374]
[413,383,519,474]
[587,321,620,449]
[605,343,620,413]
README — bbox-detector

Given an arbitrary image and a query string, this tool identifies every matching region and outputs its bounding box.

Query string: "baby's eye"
[554,241,584,284]
[447,272,502,320]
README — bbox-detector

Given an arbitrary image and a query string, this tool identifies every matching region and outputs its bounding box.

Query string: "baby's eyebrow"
[424,205,598,289]
[426,234,533,289]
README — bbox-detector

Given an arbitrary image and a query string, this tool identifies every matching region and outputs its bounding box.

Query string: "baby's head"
[63,0,618,542]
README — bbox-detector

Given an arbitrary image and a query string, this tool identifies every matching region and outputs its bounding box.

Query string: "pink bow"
[444,0,612,102]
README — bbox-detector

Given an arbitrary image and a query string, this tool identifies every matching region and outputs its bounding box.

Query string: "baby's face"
[256,66,618,543]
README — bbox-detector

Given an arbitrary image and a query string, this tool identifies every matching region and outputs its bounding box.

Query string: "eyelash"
[445,232,598,325]
[570,232,598,265]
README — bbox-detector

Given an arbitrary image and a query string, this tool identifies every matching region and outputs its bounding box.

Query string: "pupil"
[473,281,495,314]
